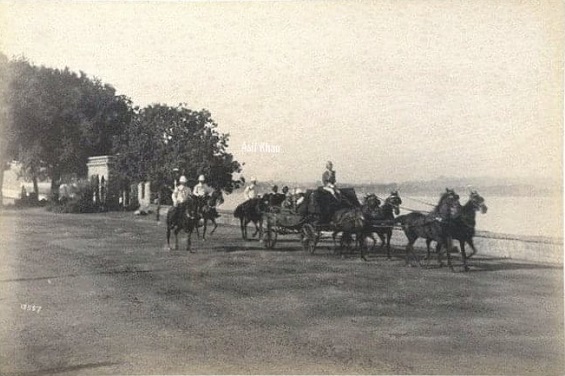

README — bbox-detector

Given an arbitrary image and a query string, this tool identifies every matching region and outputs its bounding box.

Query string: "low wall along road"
[153,205,563,264]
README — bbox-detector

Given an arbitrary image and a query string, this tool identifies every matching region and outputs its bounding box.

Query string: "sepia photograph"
[0,0,563,374]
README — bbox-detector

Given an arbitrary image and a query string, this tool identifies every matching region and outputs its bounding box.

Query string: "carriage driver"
[171,176,191,222]
[322,161,339,199]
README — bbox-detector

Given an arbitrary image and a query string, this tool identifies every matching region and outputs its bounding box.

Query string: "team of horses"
[166,184,488,272]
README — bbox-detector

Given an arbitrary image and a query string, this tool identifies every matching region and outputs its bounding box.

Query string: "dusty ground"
[0,208,563,375]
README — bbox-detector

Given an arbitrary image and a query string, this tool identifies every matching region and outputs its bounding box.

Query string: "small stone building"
[86,155,120,210]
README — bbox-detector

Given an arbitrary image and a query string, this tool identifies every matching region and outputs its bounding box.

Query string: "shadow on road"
[9,361,121,376]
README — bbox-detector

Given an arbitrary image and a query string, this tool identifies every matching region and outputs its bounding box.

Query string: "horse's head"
[364,194,381,210]
[435,188,461,218]
[209,189,224,207]
[256,196,269,214]
[180,196,198,220]
[385,191,402,215]
[469,190,488,214]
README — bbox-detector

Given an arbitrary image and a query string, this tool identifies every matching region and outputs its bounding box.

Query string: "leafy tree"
[0,53,13,205]
[4,57,132,200]
[113,104,243,203]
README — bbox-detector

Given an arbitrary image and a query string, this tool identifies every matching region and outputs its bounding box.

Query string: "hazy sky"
[1,1,563,184]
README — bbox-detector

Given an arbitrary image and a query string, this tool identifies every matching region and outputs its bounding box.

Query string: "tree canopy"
[113,104,242,194]
[0,54,243,204]
[1,55,132,199]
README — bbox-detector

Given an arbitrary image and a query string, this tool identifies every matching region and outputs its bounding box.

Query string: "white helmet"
[295,189,303,195]
[250,177,257,183]
[198,175,205,182]
[179,176,187,184]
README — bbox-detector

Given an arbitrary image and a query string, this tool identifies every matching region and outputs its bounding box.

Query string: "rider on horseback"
[193,175,213,216]
[171,176,191,223]
[243,177,257,201]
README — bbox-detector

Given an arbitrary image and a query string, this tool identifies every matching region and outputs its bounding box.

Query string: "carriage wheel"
[302,223,318,254]
[264,225,278,249]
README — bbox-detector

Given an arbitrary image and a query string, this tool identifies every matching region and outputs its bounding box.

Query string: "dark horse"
[166,197,199,252]
[234,196,268,240]
[297,188,365,257]
[364,191,402,259]
[331,205,367,259]
[196,189,224,240]
[395,189,462,270]
[425,190,488,267]
[308,188,367,259]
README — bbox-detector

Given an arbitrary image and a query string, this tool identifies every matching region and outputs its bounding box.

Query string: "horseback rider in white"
[193,175,213,216]
[193,175,213,197]
[243,177,257,201]
[171,176,191,222]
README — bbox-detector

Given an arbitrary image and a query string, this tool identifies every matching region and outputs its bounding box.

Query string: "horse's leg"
[174,228,180,250]
[405,235,418,266]
[367,233,376,252]
[359,231,367,261]
[435,242,443,268]
[332,231,338,253]
[202,219,207,241]
[385,229,392,259]
[445,236,454,271]
[377,232,386,250]
[187,227,194,252]
[425,239,432,260]
[405,242,414,266]
[210,219,218,235]
[332,231,342,256]
[240,218,247,240]
[252,220,260,238]
[460,240,469,272]
[167,226,172,250]
[194,220,201,239]
[467,238,477,259]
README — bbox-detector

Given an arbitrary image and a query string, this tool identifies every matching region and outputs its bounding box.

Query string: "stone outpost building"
[86,155,151,211]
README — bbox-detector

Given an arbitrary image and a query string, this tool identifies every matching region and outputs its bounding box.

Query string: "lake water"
[398,195,562,239]
[220,191,563,239]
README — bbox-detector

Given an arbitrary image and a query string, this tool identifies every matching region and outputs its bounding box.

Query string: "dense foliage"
[0,54,242,206]
[1,54,132,200]
[113,104,243,195]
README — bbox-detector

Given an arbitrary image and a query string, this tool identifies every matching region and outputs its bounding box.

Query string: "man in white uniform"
[171,176,191,222]
[243,177,257,201]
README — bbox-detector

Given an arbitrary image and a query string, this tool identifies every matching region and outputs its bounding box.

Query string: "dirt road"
[0,209,563,375]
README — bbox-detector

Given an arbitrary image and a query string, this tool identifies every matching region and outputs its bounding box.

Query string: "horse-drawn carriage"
[235,188,364,252]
